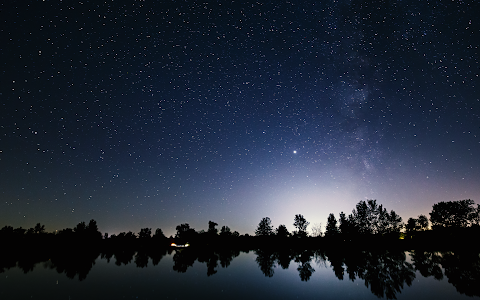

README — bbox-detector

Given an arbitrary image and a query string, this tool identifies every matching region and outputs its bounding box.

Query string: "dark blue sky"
[1,0,479,237]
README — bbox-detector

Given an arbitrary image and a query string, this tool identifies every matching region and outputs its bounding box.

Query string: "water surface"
[1,249,478,299]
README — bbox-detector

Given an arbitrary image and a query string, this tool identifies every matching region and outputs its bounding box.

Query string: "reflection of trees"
[135,251,149,268]
[150,248,168,266]
[293,249,315,282]
[326,249,415,299]
[441,251,480,297]
[17,255,49,274]
[359,251,415,299]
[324,249,345,280]
[48,251,100,281]
[297,262,315,281]
[0,256,17,274]
[255,249,276,277]
[275,249,293,269]
[114,249,136,266]
[172,247,240,275]
[253,248,316,281]
[197,250,219,276]
[172,249,197,273]
[410,250,443,280]
[219,248,240,268]
[410,249,480,297]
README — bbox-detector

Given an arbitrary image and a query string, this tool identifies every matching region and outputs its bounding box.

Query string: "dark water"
[1,249,479,299]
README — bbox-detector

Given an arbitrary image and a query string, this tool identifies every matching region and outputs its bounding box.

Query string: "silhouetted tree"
[13,227,26,236]
[175,223,196,240]
[208,221,218,235]
[417,215,429,231]
[275,224,290,237]
[406,218,418,234]
[34,223,45,234]
[0,226,14,236]
[87,219,98,232]
[325,213,339,236]
[255,217,274,236]
[406,215,428,234]
[349,200,402,236]
[293,214,309,237]
[472,204,480,226]
[86,219,102,239]
[138,228,152,239]
[114,231,136,240]
[57,228,74,237]
[153,228,166,239]
[74,222,86,233]
[310,223,323,237]
[385,211,403,236]
[338,211,354,235]
[430,199,477,229]
[220,225,232,236]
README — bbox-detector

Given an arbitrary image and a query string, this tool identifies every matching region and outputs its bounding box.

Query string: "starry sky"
[1,0,479,237]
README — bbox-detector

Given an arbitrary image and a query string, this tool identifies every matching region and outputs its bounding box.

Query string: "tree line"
[1,199,479,245]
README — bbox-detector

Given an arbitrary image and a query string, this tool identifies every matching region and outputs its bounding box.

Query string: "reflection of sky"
[1,1,479,236]
[0,252,473,299]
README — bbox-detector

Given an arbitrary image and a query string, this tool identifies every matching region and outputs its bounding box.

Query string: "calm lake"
[1,248,479,299]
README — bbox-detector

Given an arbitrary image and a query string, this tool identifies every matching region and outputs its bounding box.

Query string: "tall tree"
[349,200,402,235]
[255,217,274,236]
[87,219,98,232]
[208,221,218,235]
[275,224,290,237]
[325,213,339,236]
[473,204,480,226]
[153,228,166,239]
[74,221,86,233]
[310,223,323,237]
[352,200,371,234]
[220,225,232,236]
[406,218,418,233]
[293,214,309,237]
[338,212,351,235]
[139,228,152,239]
[430,199,477,229]
[86,219,102,239]
[175,223,196,240]
[34,223,45,234]
[387,211,403,234]
[417,215,429,231]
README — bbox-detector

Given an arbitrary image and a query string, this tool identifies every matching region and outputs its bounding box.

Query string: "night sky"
[1,0,479,237]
